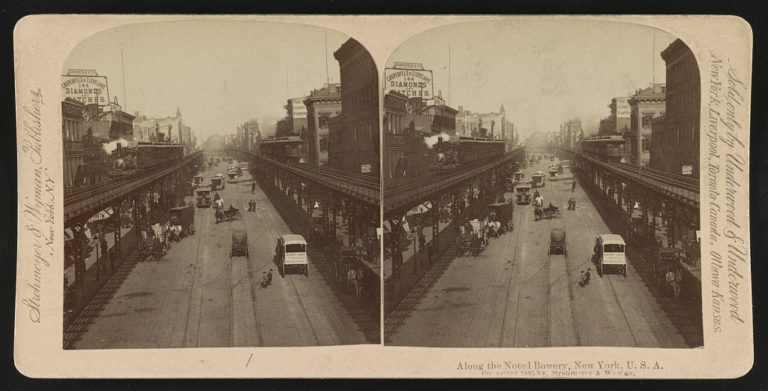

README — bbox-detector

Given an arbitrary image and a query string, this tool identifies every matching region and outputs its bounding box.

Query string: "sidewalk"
[256,176,380,343]
[577,170,703,347]
[63,224,139,332]
[384,196,491,316]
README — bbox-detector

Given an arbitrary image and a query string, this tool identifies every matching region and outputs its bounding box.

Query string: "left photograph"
[62,21,381,349]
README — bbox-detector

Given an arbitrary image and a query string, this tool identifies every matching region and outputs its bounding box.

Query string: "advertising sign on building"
[682,164,693,175]
[360,163,372,174]
[615,97,630,118]
[385,64,434,100]
[61,69,110,106]
[290,98,307,119]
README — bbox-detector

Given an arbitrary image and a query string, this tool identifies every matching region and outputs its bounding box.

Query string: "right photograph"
[382,20,703,348]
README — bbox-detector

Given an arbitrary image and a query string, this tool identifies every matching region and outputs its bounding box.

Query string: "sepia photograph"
[13,15,753,378]
[60,21,380,349]
[383,20,703,348]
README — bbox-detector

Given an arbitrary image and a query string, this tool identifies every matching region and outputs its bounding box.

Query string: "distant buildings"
[304,83,342,166]
[598,97,632,136]
[653,39,701,177]
[286,97,308,136]
[628,83,666,167]
[331,38,379,175]
[84,101,135,141]
[559,118,584,149]
[237,119,261,152]
[132,107,196,153]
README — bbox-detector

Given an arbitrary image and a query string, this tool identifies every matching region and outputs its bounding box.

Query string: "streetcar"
[594,234,627,276]
[278,234,309,276]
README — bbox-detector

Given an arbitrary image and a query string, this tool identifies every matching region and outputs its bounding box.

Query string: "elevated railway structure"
[383,147,526,280]
[63,150,204,300]
[563,148,699,249]
[223,149,380,248]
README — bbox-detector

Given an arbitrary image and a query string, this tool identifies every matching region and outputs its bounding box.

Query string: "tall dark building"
[331,38,379,175]
[655,39,701,177]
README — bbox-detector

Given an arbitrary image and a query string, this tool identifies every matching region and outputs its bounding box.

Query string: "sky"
[387,19,676,140]
[64,21,350,140]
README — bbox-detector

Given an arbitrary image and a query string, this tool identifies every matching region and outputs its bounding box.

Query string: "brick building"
[304,83,342,166]
[655,39,701,177]
[628,84,666,166]
[331,38,379,175]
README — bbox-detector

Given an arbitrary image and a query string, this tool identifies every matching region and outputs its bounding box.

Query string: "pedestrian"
[100,238,108,271]
[261,272,269,288]
[572,180,576,192]
[665,268,677,300]
[251,182,256,194]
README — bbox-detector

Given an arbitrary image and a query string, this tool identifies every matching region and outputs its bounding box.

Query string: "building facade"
[559,118,584,149]
[304,83,342,166]
[286,97,308,136]
[332,38,379,175]
[656,39,701,177]
[383,91,408,182]
[132,107,194,152]
[628,84,666,167]
[62,98,85,191]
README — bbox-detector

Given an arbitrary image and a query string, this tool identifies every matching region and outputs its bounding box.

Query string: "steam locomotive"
[429,136,506,173]
[108,142,185,177]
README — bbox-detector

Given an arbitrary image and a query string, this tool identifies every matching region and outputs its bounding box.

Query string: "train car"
[580,135,628,163]
[429,136,505,173]
[108,142,184,178]
[259,136,305,164]
[72,134,184,186]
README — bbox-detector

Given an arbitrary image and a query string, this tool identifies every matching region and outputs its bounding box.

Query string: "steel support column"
[431,197,440,252]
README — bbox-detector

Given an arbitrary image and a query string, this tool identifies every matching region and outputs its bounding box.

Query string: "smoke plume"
[102,138,135,155]
[423,132,451,149]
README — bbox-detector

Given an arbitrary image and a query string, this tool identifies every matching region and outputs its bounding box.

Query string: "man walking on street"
[572,180,576,192]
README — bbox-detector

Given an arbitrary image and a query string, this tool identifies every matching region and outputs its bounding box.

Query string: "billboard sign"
[290,98,307,119]
[61,70,110,106]
[615,97,630,118]
[360,163,372,174]
[682,164,693,175]
[384,66,434,100]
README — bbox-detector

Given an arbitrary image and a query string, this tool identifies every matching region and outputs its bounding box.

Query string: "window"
[641,113,654,128]
[285,244,305,253]
[604,244,624,253]
[319,113,330,128]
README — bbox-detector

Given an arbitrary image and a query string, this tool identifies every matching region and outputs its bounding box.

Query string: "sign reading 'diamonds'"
[385,63,434,100]
[61,69,110,106]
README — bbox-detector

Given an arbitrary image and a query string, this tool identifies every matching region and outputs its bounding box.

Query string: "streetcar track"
[495,194,525,347]
[578,191,639,347]
[251,184,321,345]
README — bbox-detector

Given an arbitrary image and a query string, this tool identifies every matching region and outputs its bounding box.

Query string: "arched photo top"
[383,19,696,143]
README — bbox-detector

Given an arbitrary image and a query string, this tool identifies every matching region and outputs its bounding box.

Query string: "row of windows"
[385,112,404,134]
[668,88,699,118]
[344,82,378,114]
[62,119,82,141]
